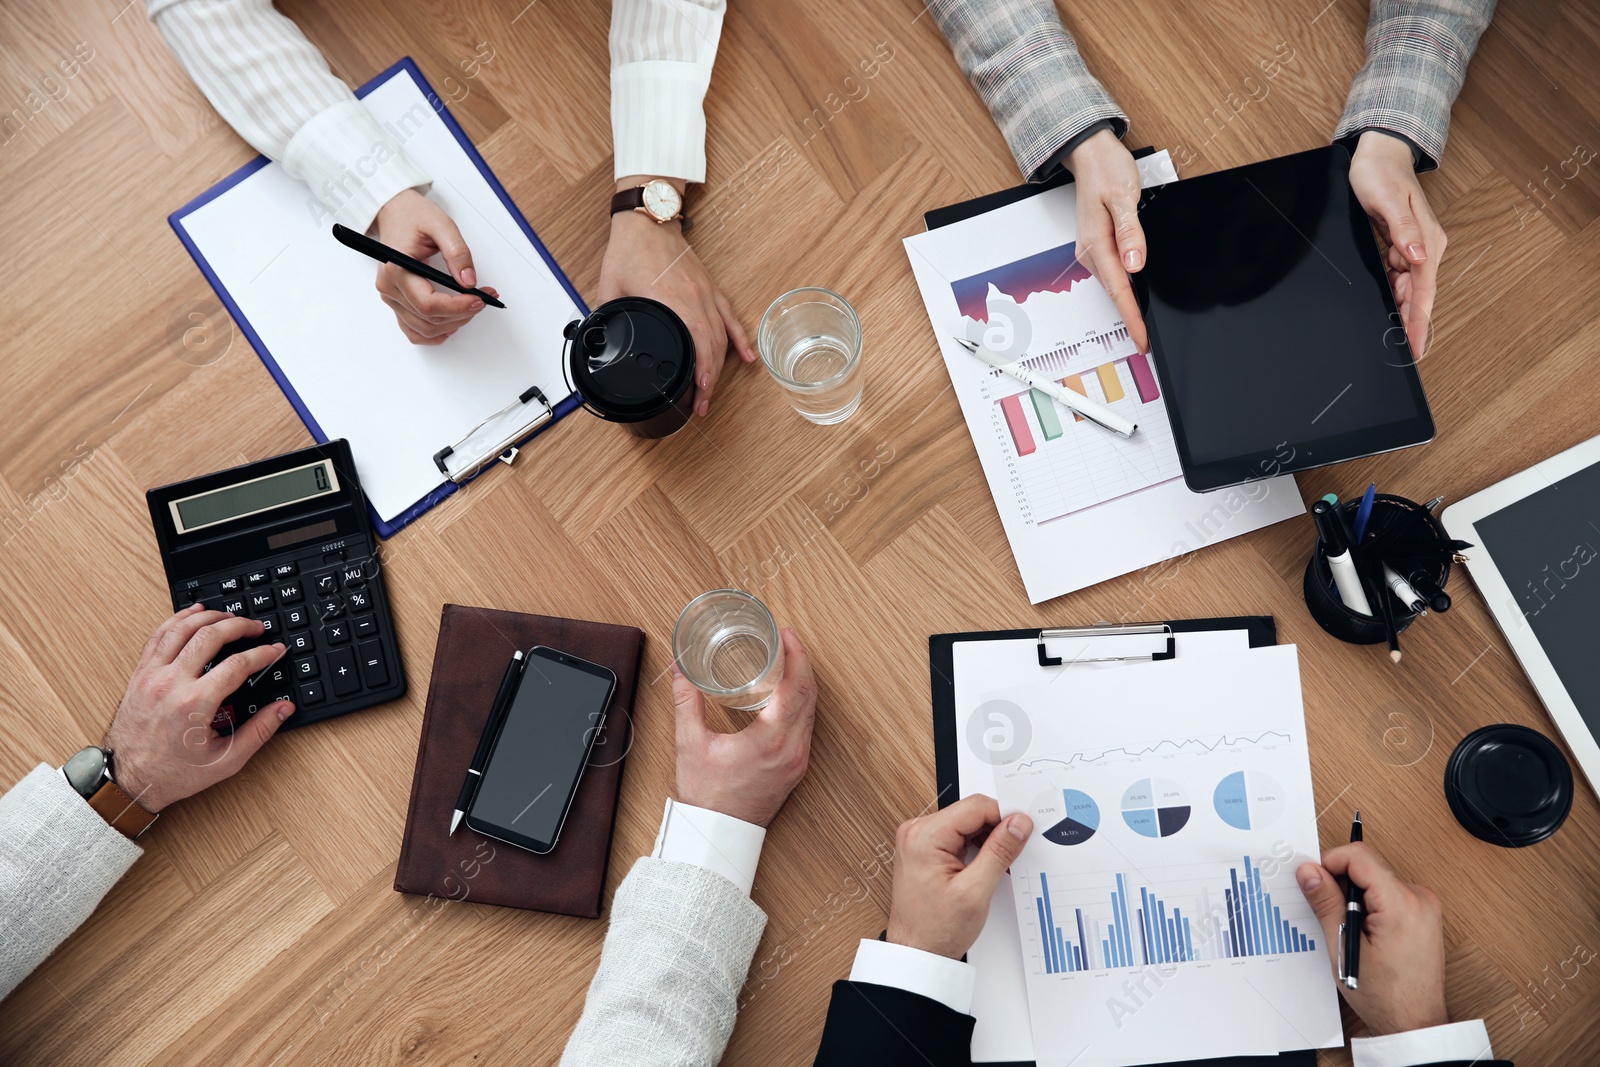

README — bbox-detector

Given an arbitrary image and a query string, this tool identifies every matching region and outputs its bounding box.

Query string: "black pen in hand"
[451,649,525,835]
[1338,810,1364,989]
[332,223,506,308]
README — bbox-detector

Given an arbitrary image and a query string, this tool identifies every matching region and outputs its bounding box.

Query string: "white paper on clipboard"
[951,627,1253,1064]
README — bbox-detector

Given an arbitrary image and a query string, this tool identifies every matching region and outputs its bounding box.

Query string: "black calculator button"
[221,597,247,615]
[352,613,378,639]
[314,573,339,596]
[262,664,291,689]
[288,631,314,655]
[276,581,303,604]
[341,564,366,588]
[357,641,388,687]
[298,680,325,705]
[273,562,298,579]
[346,589,372,612]
[257,613,281,636]
[318,597,344,620]
[294,656,319,679]
[328,648,361,696]
[362,558,380,581]
[323,618,351,645]
[218,576,242,593]
[246,570,271,587]
[284,606,310,630]
[249,591,275,613]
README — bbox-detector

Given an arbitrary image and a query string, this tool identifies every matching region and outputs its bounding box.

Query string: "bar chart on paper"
[1026,857,1321,975]
[952,242,1184,524]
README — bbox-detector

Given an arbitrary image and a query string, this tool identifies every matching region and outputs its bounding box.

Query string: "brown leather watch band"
[86,779,159,839]
[610,187,646,215]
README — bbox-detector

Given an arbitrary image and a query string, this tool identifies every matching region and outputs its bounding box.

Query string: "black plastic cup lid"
[565,297,693,422]
[1443,724,1572,847]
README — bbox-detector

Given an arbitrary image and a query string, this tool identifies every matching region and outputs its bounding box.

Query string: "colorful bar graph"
[1126,352,1161,403]
[1029,388,1064,440]
[999,393,1036,456]
[1095,361,1125,402]
[1033,856,1318,973]
[1060,374,1088,422]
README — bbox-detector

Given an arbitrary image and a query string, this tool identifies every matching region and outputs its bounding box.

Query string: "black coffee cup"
[564,297,695,438]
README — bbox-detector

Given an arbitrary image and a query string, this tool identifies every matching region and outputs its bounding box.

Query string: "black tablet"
[1136,145,1434,492]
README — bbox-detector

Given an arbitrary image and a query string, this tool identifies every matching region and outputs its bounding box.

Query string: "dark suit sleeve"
[812,981,974,1067]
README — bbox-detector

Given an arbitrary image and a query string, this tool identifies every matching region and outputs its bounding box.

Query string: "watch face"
[63,747,109,797]
[641,180,681,222]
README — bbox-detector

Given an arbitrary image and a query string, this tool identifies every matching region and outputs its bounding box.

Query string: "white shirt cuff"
[282,99,433,231]
[650,797,765,896]
[848,938,977,1017]
[1351,1020,1494,1067]
[611,62,711,182]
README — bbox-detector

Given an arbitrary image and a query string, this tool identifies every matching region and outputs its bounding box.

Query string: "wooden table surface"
[2,1,1598,1063]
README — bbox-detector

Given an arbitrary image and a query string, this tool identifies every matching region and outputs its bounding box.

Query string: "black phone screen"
[469,647,616,853]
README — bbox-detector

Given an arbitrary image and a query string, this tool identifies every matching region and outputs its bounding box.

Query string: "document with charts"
[903,152,1303,603]
[988,645,1343,1067]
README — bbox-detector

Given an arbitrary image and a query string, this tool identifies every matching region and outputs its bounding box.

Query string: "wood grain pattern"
[1,1,1597,1063]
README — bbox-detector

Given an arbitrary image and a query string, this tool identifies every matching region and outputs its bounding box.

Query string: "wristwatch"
[610,178,685,224]
[61,746,159,839]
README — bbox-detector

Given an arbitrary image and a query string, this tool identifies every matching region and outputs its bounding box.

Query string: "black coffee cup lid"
[1443,724,1572,847]
[565,297,693,422]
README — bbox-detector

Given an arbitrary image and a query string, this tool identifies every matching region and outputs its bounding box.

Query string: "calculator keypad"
[169,538,398,734]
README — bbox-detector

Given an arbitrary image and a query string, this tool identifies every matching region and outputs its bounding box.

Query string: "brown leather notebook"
[394,604,644,917]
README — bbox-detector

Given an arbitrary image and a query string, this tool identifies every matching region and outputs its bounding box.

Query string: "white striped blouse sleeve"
[148,0,430,230]
[610,0,726,182]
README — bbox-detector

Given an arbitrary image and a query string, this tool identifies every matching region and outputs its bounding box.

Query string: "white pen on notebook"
[953,336,1137,438]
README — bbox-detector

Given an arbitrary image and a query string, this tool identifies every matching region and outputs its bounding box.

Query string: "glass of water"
[758,287,864,424]
[672,589,785,711]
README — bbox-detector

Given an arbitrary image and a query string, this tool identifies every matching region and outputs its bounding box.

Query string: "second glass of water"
[672,589,785,711]
[758,287,864,424]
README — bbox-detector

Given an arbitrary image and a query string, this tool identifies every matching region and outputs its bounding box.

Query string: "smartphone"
[464,645,617,854]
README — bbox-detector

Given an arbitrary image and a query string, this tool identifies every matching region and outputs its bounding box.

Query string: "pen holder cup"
[1302,494,1452,645]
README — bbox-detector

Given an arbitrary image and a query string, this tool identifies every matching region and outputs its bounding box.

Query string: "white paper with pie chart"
[1120,777,1190,837]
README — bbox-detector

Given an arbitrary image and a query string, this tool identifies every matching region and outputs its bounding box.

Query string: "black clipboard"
[929,616,1315,1067]
[922,146,1162,231]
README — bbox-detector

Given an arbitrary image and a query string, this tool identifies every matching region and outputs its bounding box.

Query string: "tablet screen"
[1138,146,1434,490]
[1473,458,1600,734]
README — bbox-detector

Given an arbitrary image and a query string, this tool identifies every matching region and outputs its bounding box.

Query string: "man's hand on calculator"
[101,606,295,812]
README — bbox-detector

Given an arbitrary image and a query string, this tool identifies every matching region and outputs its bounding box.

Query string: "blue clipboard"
[168,56,587,538]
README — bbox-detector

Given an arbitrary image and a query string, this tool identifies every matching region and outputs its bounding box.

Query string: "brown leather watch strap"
[87,779,159,839]
[609,187,645,215]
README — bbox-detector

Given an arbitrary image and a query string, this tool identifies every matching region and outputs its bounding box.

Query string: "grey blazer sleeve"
[560,857,767,1067]
[930,0,1127,181]
[1334,0,1497,171]
[1,764,142,1000]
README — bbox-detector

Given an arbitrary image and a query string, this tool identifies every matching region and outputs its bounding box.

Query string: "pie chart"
[1031,787,1101,846]
[1213,771,1286,831]
[1121,778,1190,838]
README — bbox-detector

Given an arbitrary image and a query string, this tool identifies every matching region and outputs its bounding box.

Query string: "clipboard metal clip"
[432,385,554,482]
[1037,623,1176,668]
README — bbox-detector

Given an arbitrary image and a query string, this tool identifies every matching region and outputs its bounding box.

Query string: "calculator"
[146,439,405,733]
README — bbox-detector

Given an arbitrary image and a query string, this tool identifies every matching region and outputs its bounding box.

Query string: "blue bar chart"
[1030,855,1318,972]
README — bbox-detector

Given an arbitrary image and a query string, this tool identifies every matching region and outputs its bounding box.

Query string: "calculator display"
[169,460,340,534]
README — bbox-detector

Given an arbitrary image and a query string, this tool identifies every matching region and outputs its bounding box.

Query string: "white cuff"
[651,798,765,896]
[611,62,711,182]
[848,938,977,1016]
[1350,1020,1493,1067]
[282,99,433,231]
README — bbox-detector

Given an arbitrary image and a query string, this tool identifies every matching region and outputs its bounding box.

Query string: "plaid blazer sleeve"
[1334,0,1497,171]
[929,0,1127,181]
